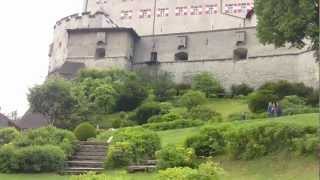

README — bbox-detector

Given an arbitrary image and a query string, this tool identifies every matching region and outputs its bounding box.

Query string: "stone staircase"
[62,141,107,174]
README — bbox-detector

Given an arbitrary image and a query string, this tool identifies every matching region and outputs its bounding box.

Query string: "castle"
[48,0,319,89]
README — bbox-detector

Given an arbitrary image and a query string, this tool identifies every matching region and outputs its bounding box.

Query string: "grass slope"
[0,99,317,180]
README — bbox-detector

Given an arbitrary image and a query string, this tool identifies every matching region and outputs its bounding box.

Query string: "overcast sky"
[0,0,83,116]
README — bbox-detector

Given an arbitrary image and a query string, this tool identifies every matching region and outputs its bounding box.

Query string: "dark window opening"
[233,48,248,60]
[95,48,106,59]
[150,51,158,62]
[97,41,105,46]
[175,52,188,61]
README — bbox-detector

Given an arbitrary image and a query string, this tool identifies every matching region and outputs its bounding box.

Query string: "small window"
[233,48,248,60]
[177,36,188,50]
[236,31,246,45]
[95,48,106,59]
[150,51,158,62]
[175,52,188,61]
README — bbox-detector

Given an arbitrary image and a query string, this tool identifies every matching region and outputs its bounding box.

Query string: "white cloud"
[0,0,82,116]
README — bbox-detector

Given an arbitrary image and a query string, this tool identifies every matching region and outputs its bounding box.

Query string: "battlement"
[54,11,118,30]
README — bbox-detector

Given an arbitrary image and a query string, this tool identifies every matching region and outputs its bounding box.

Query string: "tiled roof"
[15,111,49,129]
[0,113,10,127]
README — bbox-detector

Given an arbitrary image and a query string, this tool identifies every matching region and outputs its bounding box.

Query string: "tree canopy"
[255,0,319,50]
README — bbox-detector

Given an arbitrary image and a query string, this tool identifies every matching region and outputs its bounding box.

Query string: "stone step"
[72,155,106,161]
[62,167,104,174]
[67,161,104,168]
[127,165,157,173]
[78,141,108,146]
[78,145,107,149]
[75,151,106,156]
[77,148,106,153]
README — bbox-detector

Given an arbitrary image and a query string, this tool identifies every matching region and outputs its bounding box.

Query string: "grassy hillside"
[0,99,317,180]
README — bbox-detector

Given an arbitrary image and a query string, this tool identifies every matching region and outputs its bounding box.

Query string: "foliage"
[70,172,110,180]
[95,130,115,142]
[231,83,254,96]
[157,161,224,180]
[248,90,279,113]
[148,112,183,123]
[0,128,20,146]
[89,84,117,113]
[280,96,317,115]
[305,89,319,107]
[0,145,65,173]
[192,72,224,97]
[143,120,204,131]
[258,81,313,99]
[179,91,207,109]
[157,167,198,180]
[186,120,317,159]
[185,125,230,157]
[28,77,76,127]
[77,69,135,83]
[227,112,268,121]
[106,127,161,167]
[255,0,319,50]
[106,142,134,168]
[115,80,149,111]
[12,126,76,156]
[133,102,163,125]
[291,134,319,155]
[186,106,222,122]
[175,84,192,96]
[74,122,97,141]
[156,145,196,169]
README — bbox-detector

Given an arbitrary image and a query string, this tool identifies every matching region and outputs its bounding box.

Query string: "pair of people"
[267,102,282,117]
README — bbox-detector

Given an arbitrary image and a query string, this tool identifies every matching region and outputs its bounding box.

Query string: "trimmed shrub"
[192,72,224,98]
[70,172,110,180]
[248,90,279,113]
[158,167,198,180]
[186,120,317,160]
[12,126,76,156]
[186,106,222,122]
[179,90,207,109]
[157,161,224,180]
[185,124,231,157]
[106,142,134,168]
[106,127,161,167]
[143,120,204,131]
[291,134,319,155]
[74,123,97,141]
[0,145,65,173]
[148,112,183,123]
[133,102,163,125]
[305,89,319,107]
[0,128,20,146]
[156,145,196,169]
[231,83,254,96]
[227,112,268,121]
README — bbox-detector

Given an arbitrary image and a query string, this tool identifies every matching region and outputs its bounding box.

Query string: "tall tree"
[28,77,76,126]
[255,0,319,50]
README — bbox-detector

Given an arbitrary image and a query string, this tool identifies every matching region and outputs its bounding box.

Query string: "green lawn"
[0,99,317,180]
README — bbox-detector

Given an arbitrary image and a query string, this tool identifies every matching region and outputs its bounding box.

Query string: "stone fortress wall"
[48,0,319,89]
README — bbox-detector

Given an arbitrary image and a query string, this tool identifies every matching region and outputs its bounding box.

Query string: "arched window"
[233,48,248,60]
[175,52,188,61]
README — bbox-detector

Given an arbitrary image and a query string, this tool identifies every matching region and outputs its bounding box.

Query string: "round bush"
[248,90,279,113]
[133,102,162,125]
[179,90,207,109]
[0,128,20,146]
[74,123,97,141]
[156,145,196,169]
[158,167,198,180]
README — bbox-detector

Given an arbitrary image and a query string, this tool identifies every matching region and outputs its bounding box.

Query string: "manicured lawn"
[206,98,249,119]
